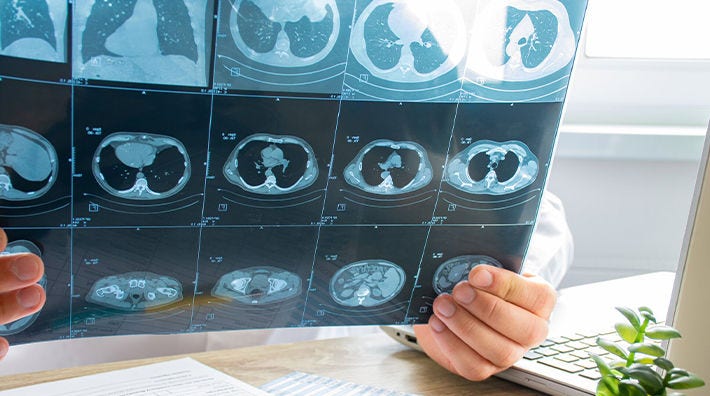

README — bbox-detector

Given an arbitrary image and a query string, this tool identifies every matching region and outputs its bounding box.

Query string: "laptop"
[382,121,710,395]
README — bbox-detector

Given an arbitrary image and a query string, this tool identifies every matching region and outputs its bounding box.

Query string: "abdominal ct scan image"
[330,260,406,307]
[433,255,502,295]
[92,132,191,200]
[0,124,58,201]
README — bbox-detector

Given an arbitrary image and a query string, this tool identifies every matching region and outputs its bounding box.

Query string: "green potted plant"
[591,306,705,396]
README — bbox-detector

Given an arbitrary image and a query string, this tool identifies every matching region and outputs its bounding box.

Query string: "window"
[585,0,710,60]
[562,0,710,138]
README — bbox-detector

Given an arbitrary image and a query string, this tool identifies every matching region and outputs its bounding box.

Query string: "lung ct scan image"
[92,132,191,200]
[0,0,68,63]
[0,0,588,344]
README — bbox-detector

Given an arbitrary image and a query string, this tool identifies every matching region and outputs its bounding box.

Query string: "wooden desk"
[0,332,542,395]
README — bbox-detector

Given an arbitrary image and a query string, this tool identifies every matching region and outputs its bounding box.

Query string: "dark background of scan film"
[0,0,587,344]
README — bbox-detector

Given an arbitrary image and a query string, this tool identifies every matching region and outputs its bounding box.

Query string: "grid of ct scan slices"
[0,0,586,344]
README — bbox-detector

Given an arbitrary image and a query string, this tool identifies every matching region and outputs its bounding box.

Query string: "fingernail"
[471,269,493,288]
[454,283,476,304]
[435,298,456,318]
[430,315,446,333]
[17,287,42,309]
[10,256,41,282]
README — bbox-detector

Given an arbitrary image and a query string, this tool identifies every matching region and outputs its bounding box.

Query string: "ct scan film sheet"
[0,0,587,344]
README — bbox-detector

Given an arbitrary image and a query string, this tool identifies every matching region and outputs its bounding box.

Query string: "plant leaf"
[628,342,666,357]
[616,307,641,330]
[610,360,627,369]
[598,338,629,360]
[646,326,682,340]
[667,374,706,390]
[615,323,638,344]
[597,375,620,396]
[590,353,613,378]
[638,306,654,316]
[669,368,690,378]
[638,307,657,323]
[621,364,665,394]
[653,357,674,371]
[618,380,648,396]
[634,357,655,365]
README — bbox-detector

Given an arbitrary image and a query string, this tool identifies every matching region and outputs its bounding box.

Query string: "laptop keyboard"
[523,329,625,381]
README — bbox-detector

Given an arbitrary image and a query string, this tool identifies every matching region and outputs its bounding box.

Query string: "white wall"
[547,132,703,288]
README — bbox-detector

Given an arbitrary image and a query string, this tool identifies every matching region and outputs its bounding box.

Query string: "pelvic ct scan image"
[0,0,588,345]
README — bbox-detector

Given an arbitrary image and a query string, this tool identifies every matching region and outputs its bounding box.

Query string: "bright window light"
[585,0,710,60]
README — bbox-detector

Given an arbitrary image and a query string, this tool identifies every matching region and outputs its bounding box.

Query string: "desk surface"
[0,332,542,395]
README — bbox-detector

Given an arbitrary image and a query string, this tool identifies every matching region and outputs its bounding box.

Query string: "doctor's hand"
[413,265,557,381]
[0,229,46,361]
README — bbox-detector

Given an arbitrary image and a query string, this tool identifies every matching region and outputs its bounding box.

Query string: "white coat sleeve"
[522,191,574,288]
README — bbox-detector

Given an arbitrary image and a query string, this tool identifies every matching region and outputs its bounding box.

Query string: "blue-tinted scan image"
[343,139,432,195]
[462,0,586,102]
[72,86,210,227]
[212,266,302,305]
[0,79,71,229]
[204,96,336,226]
[343,0,468,102]
[434,102,561,226]
[0,124,58,201]
[432,254,502,294]
[92,132,191,200]
[330,259,406,307]
[0,0,67,62]
[214,0,352,95]
[223,133,318,195]
[406,225,529,323]
[445,140,538,196]
[72,0,213,87]
[86,271,183,311]
[0,240,46,335]
[71,228,198,337]
[191,227,315,330]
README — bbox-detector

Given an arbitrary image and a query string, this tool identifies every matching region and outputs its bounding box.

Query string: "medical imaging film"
[462,0,587,102]
[435,102,563,226]
[0,78,72,229]
[191,226,318,330]
[203,95,338,226]
[69,228,199,338]
[303,226,428,326]
[321,100,454,225]
[0,0,68,64]
[407,225,533,323]
[343,0,476,102]
[71,86,211,227]
[213,0,354,95]
[72,0,214,87]
[0,0,588,345]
